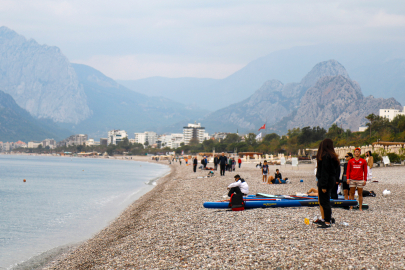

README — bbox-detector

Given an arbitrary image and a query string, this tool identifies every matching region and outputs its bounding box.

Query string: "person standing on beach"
[347,147,368,211]
[193,156,198,172]
[262,160,269,183]
[214,155,219,170]
[238,157,242,168]
[228,157,232,172]
[218,152,228,176]
[316,138,340,228]
[341,153,353,200]
[365,151,373,182]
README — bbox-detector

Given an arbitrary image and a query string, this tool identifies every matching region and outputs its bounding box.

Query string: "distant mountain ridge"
[284,75,402,131]
[199,60,402,134]
[199,60,350,133]
[0,26,91,123]
[120,42,405,111]
[0,26,208,139]
[58,64,208,138]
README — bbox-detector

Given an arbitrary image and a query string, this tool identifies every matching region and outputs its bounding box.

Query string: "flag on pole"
[255,132,262,140]
[258,123,266,131]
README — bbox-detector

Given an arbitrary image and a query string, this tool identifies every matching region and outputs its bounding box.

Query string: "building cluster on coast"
[2,106,405,153]
[1,122,231,152]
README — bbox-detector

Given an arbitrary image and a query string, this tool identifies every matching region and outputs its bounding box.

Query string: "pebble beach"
[45,158,405,269]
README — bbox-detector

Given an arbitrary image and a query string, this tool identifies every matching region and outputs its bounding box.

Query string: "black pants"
[318,187,332,223]
[214,163,218,170]
[228,187,247,197]
[193,165,197,172]
[331,182,339,199]
[220,164,225,175]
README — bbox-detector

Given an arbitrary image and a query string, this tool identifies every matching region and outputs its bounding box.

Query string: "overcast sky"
[1,0,405,80]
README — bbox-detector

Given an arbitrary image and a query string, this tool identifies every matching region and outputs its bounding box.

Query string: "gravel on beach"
[45,159,405,269]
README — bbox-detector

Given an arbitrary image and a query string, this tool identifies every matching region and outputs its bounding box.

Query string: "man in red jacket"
[347,147,368,211]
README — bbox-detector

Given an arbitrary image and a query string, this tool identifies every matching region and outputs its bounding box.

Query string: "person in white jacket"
[227,175,249,197]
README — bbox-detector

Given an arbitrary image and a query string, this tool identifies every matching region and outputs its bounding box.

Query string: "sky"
[1,0,405,80]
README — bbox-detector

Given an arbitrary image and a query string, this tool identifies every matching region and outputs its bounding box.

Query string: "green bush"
[387,153,401,163]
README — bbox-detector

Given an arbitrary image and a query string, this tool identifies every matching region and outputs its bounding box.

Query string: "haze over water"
[0,155,169,269]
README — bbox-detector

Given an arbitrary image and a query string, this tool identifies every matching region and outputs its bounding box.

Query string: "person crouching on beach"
[227,174,249,197]
[262,160,269,183]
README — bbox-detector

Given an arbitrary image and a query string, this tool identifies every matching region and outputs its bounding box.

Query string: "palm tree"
[365,113,377,138]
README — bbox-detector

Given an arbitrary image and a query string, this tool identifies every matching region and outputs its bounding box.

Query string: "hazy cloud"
[1,0,404,79]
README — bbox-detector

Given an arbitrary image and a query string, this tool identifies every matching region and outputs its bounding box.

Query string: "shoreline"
[7,155,172,270]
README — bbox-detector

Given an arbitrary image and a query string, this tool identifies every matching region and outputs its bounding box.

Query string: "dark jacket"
[193,158,198,165]
[275,172,282,179]
[214,157,219,165]
[316,153,340,189]
[218,156,228,165]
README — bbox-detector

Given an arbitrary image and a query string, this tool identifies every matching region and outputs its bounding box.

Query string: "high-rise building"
[183,122,205,145]
[108,130,128,145]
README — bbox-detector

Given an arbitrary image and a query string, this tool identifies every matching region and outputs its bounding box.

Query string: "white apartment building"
[183,122,206,145]
[159,133,184,149]
[134,131,157,145]
[42,139,56,149]
[379,106,405,121]
[28,141,42,148]
[108,130,128,145]
[86,138,100,146]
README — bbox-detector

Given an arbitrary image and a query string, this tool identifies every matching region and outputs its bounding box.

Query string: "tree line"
[21,114,405,159]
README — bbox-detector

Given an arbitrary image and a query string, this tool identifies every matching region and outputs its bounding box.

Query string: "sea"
[0,155,170,269]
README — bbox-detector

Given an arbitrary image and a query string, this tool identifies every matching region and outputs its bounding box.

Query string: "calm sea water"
[0,155,169,269]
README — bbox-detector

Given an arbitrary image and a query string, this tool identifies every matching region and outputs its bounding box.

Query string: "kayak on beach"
[203,199,358,209]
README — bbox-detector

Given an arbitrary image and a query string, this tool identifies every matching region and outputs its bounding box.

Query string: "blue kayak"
[203,199,358,209]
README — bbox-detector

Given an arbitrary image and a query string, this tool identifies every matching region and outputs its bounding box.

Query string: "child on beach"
[262,160,269,183]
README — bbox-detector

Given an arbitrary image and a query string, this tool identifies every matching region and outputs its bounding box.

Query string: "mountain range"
[119,42,405,111]
[199,60,402,134]
[0,26,207,140]
[0,25,404,142]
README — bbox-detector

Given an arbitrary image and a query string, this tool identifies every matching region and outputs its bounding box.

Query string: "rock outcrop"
[286,75,402,131]
[0,26,91,123]
[201,60,350,133]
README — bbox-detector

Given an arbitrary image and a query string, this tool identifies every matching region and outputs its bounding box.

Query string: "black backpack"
[229,193,245,211]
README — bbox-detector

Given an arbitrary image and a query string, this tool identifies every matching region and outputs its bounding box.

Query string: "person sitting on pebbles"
[268,169,286,184]
[227,174,249,197]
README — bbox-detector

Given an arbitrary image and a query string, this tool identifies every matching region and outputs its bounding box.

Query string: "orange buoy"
[23,179,26,182]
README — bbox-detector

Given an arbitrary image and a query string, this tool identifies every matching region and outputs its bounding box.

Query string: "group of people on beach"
[190,153,243,175]
[225,138,372,229]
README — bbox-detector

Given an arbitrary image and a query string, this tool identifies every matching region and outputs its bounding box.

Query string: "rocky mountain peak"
[0,26,91,123]
[300,59,350,89]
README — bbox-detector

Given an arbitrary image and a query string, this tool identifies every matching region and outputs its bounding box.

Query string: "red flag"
[258,124,266,131]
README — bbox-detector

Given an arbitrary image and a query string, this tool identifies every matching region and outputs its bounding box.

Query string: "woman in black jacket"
[316,138,340,228]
